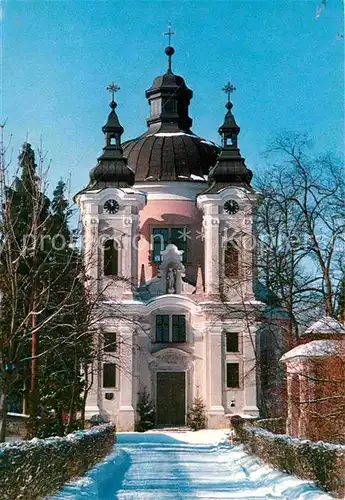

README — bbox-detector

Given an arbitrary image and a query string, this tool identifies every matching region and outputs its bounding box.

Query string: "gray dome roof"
[123,131,219,182]
[123,60,220,183]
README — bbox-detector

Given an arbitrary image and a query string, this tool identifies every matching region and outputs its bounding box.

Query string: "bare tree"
[258,133,344,323]
[218,133,344,417]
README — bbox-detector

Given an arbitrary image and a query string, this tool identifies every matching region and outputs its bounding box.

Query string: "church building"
[76,39,269,430]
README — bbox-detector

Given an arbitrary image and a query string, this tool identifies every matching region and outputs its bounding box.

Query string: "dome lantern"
[122,33,219,182]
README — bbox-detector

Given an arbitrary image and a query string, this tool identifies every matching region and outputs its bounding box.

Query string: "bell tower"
[197,83,260,424]
[75,83,146,297]
[75,83,146,427]
[197,82,257,300]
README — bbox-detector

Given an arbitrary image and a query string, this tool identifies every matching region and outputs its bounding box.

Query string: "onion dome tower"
[123,29,219,182]
[86,83,135,191]
[204,82,253,193]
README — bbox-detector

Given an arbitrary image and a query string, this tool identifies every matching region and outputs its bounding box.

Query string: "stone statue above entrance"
[166,267,177,294]
[158,244,185,295]
[137,244,195,297]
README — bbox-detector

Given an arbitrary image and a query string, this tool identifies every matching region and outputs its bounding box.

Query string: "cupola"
[122,29,219,182]
[86,82,135,190]
[204,82,253,193]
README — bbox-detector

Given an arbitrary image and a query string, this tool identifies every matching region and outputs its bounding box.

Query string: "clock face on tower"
[224,199,240,215]
[104,199,120,214]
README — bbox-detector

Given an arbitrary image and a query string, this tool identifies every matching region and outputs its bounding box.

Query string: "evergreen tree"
[37,180,91,436]
[0,143,51,439]
[187,397,206,431]
[0,143,92,440]
[135,388,155,432]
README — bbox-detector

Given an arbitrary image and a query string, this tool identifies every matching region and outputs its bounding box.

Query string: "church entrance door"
[156,372,186,427]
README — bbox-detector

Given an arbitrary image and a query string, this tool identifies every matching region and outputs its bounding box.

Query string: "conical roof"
[203,98,253,193]
[87,99,134,190]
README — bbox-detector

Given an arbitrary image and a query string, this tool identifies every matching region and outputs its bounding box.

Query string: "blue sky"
[1,1,344,198]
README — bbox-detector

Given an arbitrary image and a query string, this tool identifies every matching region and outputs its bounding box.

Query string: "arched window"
[224,242,239,278]
[104,239,118,276]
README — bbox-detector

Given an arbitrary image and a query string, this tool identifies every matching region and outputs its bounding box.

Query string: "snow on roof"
[154,132,192,137]
[280,339,340,363]
[200,139,218,147]
[302,315,345,337]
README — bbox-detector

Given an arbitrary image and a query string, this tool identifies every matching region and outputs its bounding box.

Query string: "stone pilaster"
[207,324,226,428]
[203,211,220,295]
[243,324,259,416]
[118,326,135,431]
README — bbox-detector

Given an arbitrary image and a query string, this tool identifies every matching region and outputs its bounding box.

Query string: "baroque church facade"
[76,43,273,430]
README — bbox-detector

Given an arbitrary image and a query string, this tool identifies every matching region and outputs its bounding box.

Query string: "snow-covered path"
[54,431,332,499]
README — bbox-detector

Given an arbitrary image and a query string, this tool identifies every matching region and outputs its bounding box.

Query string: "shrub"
[252,417,286,434]
[187,397,206,431]
[0,423,115,499]
[230,414,245,427]
[135,388,155,432]
[232,419,345,498]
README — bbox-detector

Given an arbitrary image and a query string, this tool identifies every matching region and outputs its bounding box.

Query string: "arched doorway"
[156,371,186,426]
[149,348,193,428]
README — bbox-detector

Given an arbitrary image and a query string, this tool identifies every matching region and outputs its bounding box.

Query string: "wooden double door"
[156,372,186,427]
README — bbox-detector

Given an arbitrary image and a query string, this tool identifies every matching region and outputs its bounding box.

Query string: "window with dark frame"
[103,363,116,388]
[224,242,239,278]
[226,363,240,388]
[155,314,186,343]
[152,227,187,263]
[172,315,186,342]
[104,332,117,353]
[155,315,170,342]
[226,332,239,352]
[104,239,118,276]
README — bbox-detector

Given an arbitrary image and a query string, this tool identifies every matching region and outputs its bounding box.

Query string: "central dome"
[123,130,219,182]
[122,51,219,182]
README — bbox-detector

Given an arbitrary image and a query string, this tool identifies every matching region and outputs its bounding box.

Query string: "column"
[243,324,260,416]
[84,216,99,290]
[207,325,225,427]
[83,215,101,418]
[122,213,133,292]
[286,372,294,435]
[131,214,140,289]
[204,213,220,295]
[85,331,101,419]
[118,325,135,431]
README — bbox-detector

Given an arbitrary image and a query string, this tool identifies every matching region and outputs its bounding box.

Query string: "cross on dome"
[222,82,236,103]
[163,23,176,73]
[106,81,120,103]
[164,23,176,45]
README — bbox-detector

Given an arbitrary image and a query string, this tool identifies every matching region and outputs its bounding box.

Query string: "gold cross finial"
[222,81,236,102]
[106,81,120,102]
[164,23,176,45]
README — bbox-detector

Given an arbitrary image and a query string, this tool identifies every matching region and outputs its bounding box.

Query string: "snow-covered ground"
[53,430,332,499]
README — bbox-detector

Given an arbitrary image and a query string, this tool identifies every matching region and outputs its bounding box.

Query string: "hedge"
[252,417,286,435]
[231,416,345,498]
[0,423,116,500]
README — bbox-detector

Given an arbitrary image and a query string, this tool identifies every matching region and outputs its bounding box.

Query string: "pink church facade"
[75,46,273,430]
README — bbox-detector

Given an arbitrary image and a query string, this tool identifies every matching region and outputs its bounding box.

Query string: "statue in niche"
[167,267,177,294]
